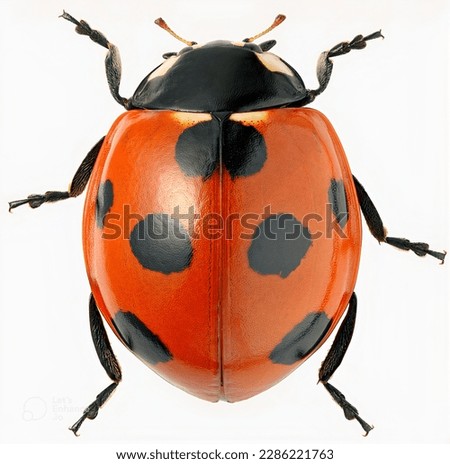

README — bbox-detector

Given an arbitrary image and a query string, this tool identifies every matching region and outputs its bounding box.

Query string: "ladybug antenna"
[154,18,197,46]
[243,14,286,43]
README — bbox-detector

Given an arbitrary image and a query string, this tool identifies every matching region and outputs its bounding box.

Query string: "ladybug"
[9,11,445,436]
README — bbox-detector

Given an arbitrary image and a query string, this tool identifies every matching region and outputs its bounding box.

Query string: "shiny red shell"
[82,107,362,402]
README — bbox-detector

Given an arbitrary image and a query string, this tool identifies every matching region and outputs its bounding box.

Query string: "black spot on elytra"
[248,213,312,278]
[112,310,172,364]
[175,121,219,179]
[328,179,348,227]
[96,179,113,228]
[222,120,266,178]
[130,213,193,274]
[270,312,332,364]
[175,119,266,179]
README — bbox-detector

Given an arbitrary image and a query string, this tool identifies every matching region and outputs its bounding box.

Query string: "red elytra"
[83,108,361,402]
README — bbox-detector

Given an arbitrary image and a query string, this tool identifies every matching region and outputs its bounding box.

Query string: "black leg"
[69,294,122,436]
[318,293,373,436]
[60,11,129,108]
[353,175,446,263]
[307,30,383,102]
[9,136,104,211]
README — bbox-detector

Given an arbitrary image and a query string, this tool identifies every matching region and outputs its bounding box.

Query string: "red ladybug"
[9,12,445,436]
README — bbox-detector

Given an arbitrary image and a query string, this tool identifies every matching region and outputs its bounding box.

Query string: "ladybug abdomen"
[83,108,361,402]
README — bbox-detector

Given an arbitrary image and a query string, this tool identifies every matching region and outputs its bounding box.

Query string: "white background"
[0,0,448,452]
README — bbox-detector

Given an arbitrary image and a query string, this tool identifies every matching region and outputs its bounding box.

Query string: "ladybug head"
[129,15,308,113]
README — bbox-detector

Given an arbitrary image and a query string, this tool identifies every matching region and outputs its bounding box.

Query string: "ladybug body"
[84,107,361,402]
[10,12,444,436]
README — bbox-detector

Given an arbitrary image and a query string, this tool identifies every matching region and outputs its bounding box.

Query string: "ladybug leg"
[318,293,374,436]
[69,294,122,436]
[8,136,104,211]
[307,30,383,101]
[352,175,446,263]
[60,11,129,108]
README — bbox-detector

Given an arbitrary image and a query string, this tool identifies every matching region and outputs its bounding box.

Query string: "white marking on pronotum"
[148,55,180,81]
[256,53,294,76]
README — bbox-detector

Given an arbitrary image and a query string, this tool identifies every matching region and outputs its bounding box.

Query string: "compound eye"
[259,40,277,52]
[243,42,262,53]
[162,51,177,59]
[178,46,193,56]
